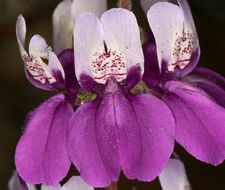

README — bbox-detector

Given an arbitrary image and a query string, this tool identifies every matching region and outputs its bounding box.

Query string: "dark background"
[0,0,225,189]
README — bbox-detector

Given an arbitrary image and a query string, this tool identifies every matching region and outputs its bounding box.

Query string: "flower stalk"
[118,0,132,10]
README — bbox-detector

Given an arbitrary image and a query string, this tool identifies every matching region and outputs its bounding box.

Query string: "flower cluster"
[12,0,225,189]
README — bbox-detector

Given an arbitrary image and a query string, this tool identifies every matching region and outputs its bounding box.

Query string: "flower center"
[169,27,194,72]
[90,48,127,84]
[23,53,56,84]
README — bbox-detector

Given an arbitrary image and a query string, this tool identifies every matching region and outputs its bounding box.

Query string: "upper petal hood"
[53,0,107,54]
[16,15,65,90]
[147,0,199,75]
[74,8,144,87]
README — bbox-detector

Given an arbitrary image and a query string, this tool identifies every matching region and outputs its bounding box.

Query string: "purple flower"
[142,0,225,165]
[15,15,78,186]
[67,8,175,187]
[15,0,108,185]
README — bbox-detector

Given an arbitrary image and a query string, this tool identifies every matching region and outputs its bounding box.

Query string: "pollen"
[90,48,127,84]
[169,27,194,72]
[22,53,56,84]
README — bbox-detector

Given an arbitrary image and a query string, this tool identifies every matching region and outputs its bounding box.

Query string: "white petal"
[159,159,191,190]
[48,51,65,80]
[74,12,104,82]
[16,15,27,55]
[140,0,169,14]
[71,0,107,19]
[29,34,52,59]
[61,176,94,190]
[101,8,144,73]
[8,171,36,190]
[148,2,195,71]
[23,35,56,84]
[8,172,23,190]
[53,0,74,54]
[41,184,61,190]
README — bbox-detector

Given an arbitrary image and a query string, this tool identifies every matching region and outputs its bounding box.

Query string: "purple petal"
[67,98,121,187]
[142,32,160,87]
[185,66,225,90]
[58,49,80,95]
[15,94,73,185]
[68,80,175,186]
[163,81,225,165]
[184,67,225,107]
[117,94,175,181]
[125,66,142,90]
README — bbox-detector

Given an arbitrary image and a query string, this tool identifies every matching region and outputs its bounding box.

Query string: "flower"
[159,158,192,190]
[15,0,108,186]
[8,171,94,190]
[67,8,176,187]
[142,0,225,165]
[14,0,109,186]
[15,15,77,186]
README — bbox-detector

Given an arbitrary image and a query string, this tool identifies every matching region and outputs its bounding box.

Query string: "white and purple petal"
[159,159,191,190]
[101,8,144,76]
[147,1,199,74]
[74,12,104,85]
[74,9,143,86]
[163,81,225,165]
[16,15,66,90]
[15,94,73,185]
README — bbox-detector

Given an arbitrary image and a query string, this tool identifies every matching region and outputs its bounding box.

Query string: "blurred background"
[0,0,225,189]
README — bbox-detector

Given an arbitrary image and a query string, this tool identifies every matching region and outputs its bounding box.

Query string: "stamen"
[90,48,127,84]
[22,53,56,84]
[169,27,194,71]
